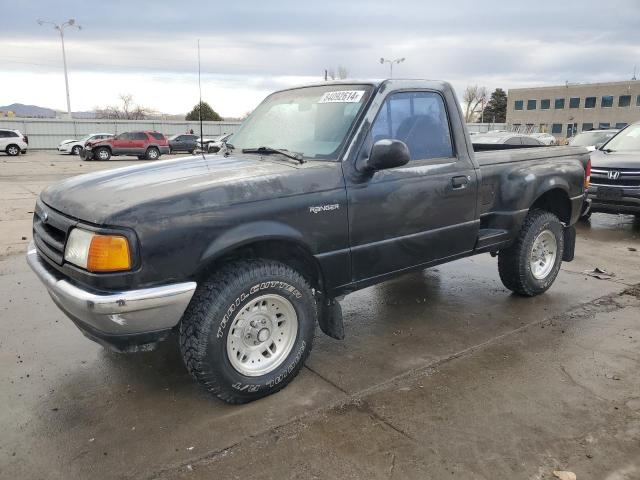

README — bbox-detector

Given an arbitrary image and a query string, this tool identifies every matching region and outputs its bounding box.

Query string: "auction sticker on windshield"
[318,91,365,103]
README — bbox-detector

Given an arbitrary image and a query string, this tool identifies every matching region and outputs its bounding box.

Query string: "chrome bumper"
[26,243,197,336]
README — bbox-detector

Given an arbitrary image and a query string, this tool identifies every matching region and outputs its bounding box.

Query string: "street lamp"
[37,18,82,118]
[379,57,405,79]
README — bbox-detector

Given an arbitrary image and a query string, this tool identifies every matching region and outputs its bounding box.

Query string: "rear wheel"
[145,147,160,160]
[6,144,20,156]
[179,259,316,404]
[95,147,111,161]
[71,145,82,155]
[498,210,564,296]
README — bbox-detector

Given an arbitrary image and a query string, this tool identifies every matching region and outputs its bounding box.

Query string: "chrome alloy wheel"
[226,294,298,376]
[530,229,557,280]
[97,149,110,160]
[7,145,19,156]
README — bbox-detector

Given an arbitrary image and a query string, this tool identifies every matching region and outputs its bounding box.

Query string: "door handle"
[451,176,469,189]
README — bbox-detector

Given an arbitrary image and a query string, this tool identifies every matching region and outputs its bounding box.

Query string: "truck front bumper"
[26,243,197,352]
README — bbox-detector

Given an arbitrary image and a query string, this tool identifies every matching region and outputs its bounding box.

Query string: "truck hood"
[590,149,640,169]
[40,153,312,225]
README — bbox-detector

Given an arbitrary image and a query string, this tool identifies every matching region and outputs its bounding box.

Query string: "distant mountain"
[0,103,57,118]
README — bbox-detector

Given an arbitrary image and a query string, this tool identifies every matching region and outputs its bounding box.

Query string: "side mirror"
[362,139,410,172]
[594,142,604,150]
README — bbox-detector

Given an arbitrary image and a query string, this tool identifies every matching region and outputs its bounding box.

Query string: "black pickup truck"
[27,80,589,403]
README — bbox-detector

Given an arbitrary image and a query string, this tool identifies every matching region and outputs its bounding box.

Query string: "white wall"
[0,118,242,150]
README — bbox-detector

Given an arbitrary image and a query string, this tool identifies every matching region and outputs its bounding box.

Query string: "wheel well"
[6,143,19,150]
[530,188,571,224]
[196,239,325,292]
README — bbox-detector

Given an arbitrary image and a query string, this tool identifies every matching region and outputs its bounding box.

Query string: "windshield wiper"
[241,146,305,164]
[602,148,616,153]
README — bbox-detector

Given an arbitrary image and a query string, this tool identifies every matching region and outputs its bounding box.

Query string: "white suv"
[0,129,28,156]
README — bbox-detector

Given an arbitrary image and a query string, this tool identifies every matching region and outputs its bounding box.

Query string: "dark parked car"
[583,122,640,218]
[81,131,169,161]
[168,134,198,154]
[472,132,545,150]
[28,79,588,403]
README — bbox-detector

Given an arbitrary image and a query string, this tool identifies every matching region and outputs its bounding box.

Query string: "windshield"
[230,85,372,159]
[569,131,616,147]
[600,124,640,151]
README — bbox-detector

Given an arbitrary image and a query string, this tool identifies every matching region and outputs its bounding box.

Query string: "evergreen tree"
[185,102,222,121]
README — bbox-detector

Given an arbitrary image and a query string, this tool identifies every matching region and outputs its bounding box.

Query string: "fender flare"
[198,220,345,340]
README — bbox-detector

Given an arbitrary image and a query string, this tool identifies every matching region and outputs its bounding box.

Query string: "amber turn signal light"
[87,235,131,272]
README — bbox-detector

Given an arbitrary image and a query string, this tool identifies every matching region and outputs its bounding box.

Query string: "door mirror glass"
[363,139,410,172]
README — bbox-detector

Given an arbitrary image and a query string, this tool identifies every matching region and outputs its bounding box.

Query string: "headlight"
[64,228,131,272]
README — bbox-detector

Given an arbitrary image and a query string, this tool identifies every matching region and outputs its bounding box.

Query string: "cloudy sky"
[1,0,639,117]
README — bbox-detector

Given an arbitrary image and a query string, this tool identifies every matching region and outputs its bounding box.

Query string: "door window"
[133,132,148,140]
[370,91,454,161]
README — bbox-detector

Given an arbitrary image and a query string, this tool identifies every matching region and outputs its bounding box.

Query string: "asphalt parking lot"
[1,151,640,479]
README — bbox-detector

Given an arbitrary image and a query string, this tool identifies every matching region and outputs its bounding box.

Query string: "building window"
[569,97,580,108]
[615,122,628,129]
[584,97,596,109]
[514,100,523,110]
[619,95,631,107]
[582,123,594,131]
[601,96,614,108]
[637,95,640,106]
[539,123,548,133]
[599,122,610,129]
[555,98,565,109]
[540,99,550,110]
[551,123,563,134]
[527,99,537,110]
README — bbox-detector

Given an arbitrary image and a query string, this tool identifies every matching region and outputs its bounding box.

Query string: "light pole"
[379,57,405,78]
[37,18,82,118]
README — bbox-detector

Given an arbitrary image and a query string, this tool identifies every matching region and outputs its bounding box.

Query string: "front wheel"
[179,259,316,404]
[95,147,111,161]
[71,145,82,155]
[498,210,564,296]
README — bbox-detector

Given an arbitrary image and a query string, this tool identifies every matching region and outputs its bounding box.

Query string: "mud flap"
[318,297,344,340]
[563,226,576,262]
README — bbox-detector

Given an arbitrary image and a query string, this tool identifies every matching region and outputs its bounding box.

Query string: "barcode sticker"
[318,90,365,103]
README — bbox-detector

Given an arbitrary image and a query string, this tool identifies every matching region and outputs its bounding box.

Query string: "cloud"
[2,0,640,116]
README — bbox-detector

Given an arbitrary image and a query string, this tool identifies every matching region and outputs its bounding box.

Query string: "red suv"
[81,131,169,161]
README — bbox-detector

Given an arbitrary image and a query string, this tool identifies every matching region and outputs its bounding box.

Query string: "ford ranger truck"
[27,80,590,403]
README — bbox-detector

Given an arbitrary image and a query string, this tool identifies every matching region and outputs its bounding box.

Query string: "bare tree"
[463,85,488,122]
[327,65,349,80]
[95,94,154,120]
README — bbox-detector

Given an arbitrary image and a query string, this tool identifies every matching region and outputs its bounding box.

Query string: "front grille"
[33,200,76,264]
[591,168,640,187]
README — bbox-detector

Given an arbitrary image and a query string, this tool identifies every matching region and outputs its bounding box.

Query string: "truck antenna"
[197,39,205,160]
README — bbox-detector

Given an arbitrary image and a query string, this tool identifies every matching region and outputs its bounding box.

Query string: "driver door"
[346,90,479,282]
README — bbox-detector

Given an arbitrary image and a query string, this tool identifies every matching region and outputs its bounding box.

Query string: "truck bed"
[474,146,587,166]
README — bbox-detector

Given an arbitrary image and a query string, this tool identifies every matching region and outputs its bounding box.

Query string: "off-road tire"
[6,144,20,156]
[179,259,317,404]
[71,145,82,155]
[145,147,160,160]
[498,209,564,296]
